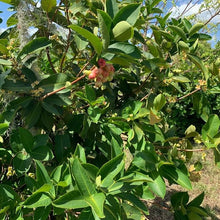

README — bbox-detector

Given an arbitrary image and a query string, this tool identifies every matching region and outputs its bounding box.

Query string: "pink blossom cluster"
[88,59,115,87]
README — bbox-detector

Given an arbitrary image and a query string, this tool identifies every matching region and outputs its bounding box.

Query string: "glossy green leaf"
[97,153,124,188]
[168,25,187,41]
[23,193,52,208]
[53,190,89,209]
[31,145,54,161]
[13,152,32,175]
[97,10,112,49]
[54,133,71,162]
[188,192,204,207]
[172,76,191,83]
[153,94,166,111]
[41,0,56,12]
[0,59,12,66]
[69,24,102,55]
[85,85,96,102]
[189,23,204,36]
[84,193,105,218]
[105,0,118,19]
[113,3,141,26]
[108,42,141,59]
[74,143,86,163]
[18,128,33,153]
[18,37,52,59]
[187,54,209,80]
[34,205,52,220]
[6,13,17,27]
[160,165,192,190]
[25,102,42,128]
[35,160,50,185]
[148,171,166,198]
[70,157,96,196]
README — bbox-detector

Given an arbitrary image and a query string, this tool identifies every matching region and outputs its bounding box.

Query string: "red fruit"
[88,67,99,79]
[98,58,106,68]
[105,63,115,73]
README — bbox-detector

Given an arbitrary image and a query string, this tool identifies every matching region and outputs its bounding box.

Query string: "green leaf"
[0,122,9,135]
[133,151,158,172]
[88,107,101,123]
[25,102,42,128]
[108,42,141,59]
[54,134,71,162]
[153,94,166,111]
[113,3,141,26]
[41,0,56,12]
[69,24,102,55]
[34,206,51,220]
[97,10,112,49]
[6,13,17,27]
[42,102,61,116]
[23,193,52,208]
[85,85,96,102]
[168,25,187,41]
[35,160,50,186]
[160,165,192,190]
[2,79,31,92]
[148,171,166,198]
[18,128,33,153]
[0,59,12,66]
[53,190,89,209]
[31,145,54,161]
[202,114,220,147]
[118,193,149,215]
[84,193,106,218]
[70,157,96,196]
[187,54,209,80]
[18,37,52,59]
[0,184,19,210]
[105,0,118,19]
[189,23,204,36]
[172,76,191,83]
[74,143,86,163]
[188,192,204,207]
[13,152,32,175]
[97,153,124,188]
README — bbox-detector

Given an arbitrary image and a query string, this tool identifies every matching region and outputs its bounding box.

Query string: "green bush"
[0,0,219,219]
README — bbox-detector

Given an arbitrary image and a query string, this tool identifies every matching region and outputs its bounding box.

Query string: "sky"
[0,0,219,46]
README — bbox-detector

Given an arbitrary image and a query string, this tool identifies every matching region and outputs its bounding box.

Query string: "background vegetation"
[0,0,220,219]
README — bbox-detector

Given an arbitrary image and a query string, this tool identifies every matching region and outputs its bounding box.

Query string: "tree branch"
[177,88,201,101]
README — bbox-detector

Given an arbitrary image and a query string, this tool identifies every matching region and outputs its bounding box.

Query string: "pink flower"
[98,58,106,68]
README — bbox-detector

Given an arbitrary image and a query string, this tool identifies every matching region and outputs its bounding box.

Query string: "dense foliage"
[0,0,220,219]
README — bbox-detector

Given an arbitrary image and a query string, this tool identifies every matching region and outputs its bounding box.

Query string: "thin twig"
[177,148,205,152]
[177,88,201,101]
[204,9,220,26]
[41,74,86,101]
[46,47,57,73]
[41,61,91,101]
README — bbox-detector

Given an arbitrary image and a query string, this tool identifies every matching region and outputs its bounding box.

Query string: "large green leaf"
[18,37,52,59]
[97,10,112,50]
[189,23,204,36]
[13,152,32,175]
[108,42,141,59]
[23,193,52,208]
[84,193,106,218]
[0,59,12,66]
[187,54,209,80]
[35,160,51,186]
[113,3,141,26]
[18,128,33,153]
[54,134,71,162]
[202,114,220,148]
[148,171,166,198]
[69,24,102,55]
[2,79,31,92]
[53,190,89,209]
[25,102,42,128]
[118,193,149,215]
[41,0,56,12]
[160,165,192,190]
[70,157,96,196]
[74,143,86,163]
[153,94,166,111]
[105,0,118,19]
[97,153,124,188]
[31,145,54,161]
[34,205,52,220]
[168,25,187,41]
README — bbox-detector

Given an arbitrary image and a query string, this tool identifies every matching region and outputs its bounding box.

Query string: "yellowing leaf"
[150,110,161,125]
